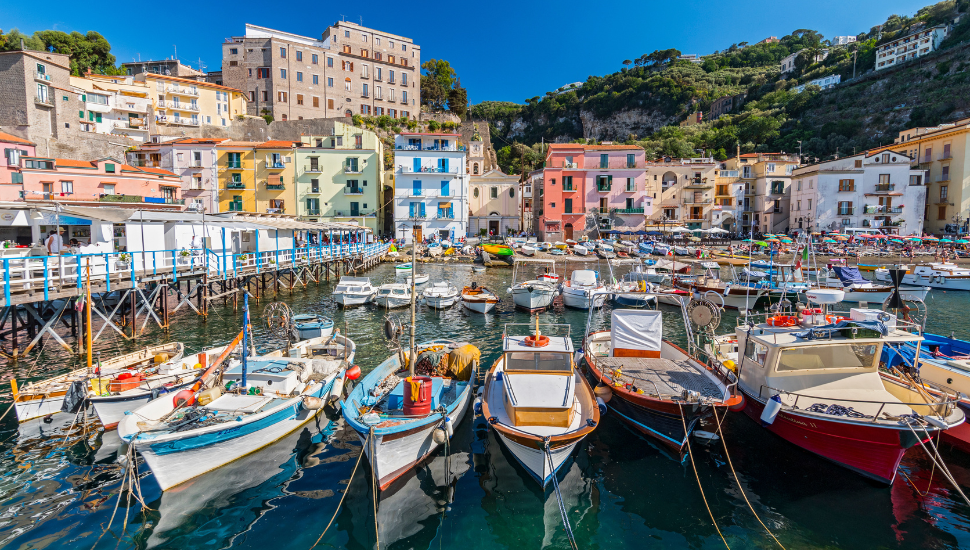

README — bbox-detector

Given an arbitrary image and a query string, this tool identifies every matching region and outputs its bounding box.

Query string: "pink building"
[537,144,647,241]
[15,156,184,210]
[0,132,37,200]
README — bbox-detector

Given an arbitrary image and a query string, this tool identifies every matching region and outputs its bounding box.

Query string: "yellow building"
[721,153,800,234]
[136,73,247,129]
[877,118,970,234]
[217,141,259,212]
[643,158,717,229]
[255,141,300,215]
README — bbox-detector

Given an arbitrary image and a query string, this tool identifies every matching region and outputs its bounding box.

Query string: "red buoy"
[173,389,196,408]
[346,365,361,380]
[403,376,433,416]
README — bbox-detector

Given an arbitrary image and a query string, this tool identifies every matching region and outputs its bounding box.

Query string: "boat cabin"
[500,325,576,428]
[334,276,373,294]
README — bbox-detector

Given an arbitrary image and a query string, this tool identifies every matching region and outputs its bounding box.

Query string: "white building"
[790,150,927,235]
[832,36,857,46]
[392,132,469,244]
[793,74,841,93]
[128,137,228,214]
[71,75,153,142]
[780,48,829,74]
[875,25,949,70]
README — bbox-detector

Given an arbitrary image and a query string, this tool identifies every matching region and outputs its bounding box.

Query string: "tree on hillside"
[623,59,632,67]
[635,49,682,67]
[0,29,123,75]
[421,59,468,117]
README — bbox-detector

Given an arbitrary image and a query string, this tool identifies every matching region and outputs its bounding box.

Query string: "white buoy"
[760,394,783,425]
[445,416,454,437]
[925,415,948,430]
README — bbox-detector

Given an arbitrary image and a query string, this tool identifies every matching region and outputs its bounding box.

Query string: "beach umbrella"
[940,238,953,243]
[923,235,939,241]
[890,239,904,244]
[823,238,837,243]
[647,231,662,236]
[635,230,649,235]
[956,239,969,244]
[708,228,729,234]
[834,236,849,241]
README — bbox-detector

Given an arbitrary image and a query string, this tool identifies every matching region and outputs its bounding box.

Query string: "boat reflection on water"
[140,413,339,548]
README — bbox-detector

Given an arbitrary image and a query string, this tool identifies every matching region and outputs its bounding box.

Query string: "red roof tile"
[0,131,35,146]
[55,159,96,168]
[256,140,301,149]
[136,166,178,176]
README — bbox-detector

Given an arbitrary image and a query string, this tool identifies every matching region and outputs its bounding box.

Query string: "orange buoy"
[767,315,799,327]
[173,389,196,408]
[346,365,361,380]
[523,334,551,347]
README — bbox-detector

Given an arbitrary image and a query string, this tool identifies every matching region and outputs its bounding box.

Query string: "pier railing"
[0,242,389,306]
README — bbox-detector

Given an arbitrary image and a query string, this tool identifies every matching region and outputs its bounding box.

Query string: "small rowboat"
[395,263,413,274]
[482,243,515,257]
[520,245,536,256]
[462,284,499,313]
[554,241,568,250]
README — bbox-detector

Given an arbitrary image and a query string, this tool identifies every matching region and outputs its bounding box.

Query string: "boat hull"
[740,387,924,484]
[614,295,657,308]
[494,430,581,485]
[376,296,411,308]
[425,295,460,309]
[561,287,606,309]
[335,292,375,306]
[463,299,497,314]
[511,287,557,312]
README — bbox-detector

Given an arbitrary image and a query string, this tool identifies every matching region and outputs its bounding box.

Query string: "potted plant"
[177,248,192,265]
[237,254,250,265]
[117,252,131,269]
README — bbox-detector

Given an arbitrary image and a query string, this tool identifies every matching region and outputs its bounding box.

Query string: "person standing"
[45,227,65,255]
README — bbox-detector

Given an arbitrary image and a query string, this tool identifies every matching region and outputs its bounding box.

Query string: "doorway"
[564,223,574,241]
[413,225,423,243]
[488,220,500,235]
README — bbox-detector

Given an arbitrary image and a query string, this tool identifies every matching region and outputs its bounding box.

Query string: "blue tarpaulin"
[833,266,868,286]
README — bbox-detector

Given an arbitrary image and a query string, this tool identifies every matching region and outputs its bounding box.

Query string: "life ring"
[825,315,848,324]
[523,334,550,347]
[767,315,799,327]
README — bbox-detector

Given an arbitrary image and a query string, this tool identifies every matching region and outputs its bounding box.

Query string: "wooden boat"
[565,239,578,247]
[584,309,741,451]
[423,282,460,309]
[427,244,443,257]
[509,258,560,312]
[482,243,514,257]
[292,314,334,342]
[462,284,499,313]
[856,263,879,272]
[395,262,413,274]
[333,276,377,306]
[342,339,478,489]
[119,301,352,491]
[713,290,964,484]
[554,241,568,250]
[12,342,185,423]
[481,321,599,485]
[561,269,606,310]
[376,283,412,308]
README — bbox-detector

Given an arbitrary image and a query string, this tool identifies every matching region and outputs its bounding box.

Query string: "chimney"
[20,38,25,50]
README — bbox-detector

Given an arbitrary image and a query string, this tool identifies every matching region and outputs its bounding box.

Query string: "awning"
[438,202,452,209]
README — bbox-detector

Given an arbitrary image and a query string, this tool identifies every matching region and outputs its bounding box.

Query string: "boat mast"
[409,225,417,378]
[85,259,92,374]
[242,291,250,388]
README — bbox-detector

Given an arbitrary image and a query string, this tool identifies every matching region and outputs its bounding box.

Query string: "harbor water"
[1,261,969,549]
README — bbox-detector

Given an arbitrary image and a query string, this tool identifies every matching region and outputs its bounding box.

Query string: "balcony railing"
[624,186,637,192]
[227,162,242,169]
[227,182,246,189]
[563,162,579,169]
[344,188,364,195]
[305,164,322,173]
[562,185,576,191]
[306,209,321,216]
[267,162,285,170]
[436,212,455,219]
[874,183,895,192]
[35,72,51,82]
[682,198,713,204]
[167,85,199,96]
[266,182,285,190]
[685,178,712,187]
[395,144,462,152]
[399,166,457,174]
[306,188,321,194]
[838,208,855,215]
[596,185,611,192]
[344,165,363,174]
[614,208,644,214]
[35,94,53,106]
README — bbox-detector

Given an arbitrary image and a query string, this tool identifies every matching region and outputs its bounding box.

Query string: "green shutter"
[79,110,84,118]
[12,173,23,184]
[88,112,94,121]
[95,113,102,123]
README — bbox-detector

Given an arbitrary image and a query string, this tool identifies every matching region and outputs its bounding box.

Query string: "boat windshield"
[505,351,572,373]
[776,343,879,372]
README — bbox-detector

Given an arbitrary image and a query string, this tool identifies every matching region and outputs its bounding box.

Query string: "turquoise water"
[1,262,969,549]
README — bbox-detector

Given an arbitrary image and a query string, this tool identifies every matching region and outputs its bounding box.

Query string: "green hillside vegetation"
[0,28,124,76]
[475,0,970,174]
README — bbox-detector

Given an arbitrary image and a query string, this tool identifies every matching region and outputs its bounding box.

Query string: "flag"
[795,245,808,270]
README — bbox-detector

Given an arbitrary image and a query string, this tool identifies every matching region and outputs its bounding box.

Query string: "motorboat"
[395,263,413,275]
[561,269,607,310]
[342,339,479,489]
[376,283,412,308]
[520,245,537,256]
[875,263,970,291]
[481,321,599,485]
[291,314,335,342]
[333,276,377,306]
[820,266,929,303]
[584,308,741,450]
[573,244,589,256]
[596,248,617,260]
[462,283,499,314]
[712,289,964,484]
[12,342,185,423]
[565,239,578,247]
[403,273,430,286]
[508,259,560,312]
[638,242,655,255]
[427,243,443,257]
[672,245,691,256]
[423,282,460,309]
[118,299,351,491]
[610,271,657,308]
[653,243,671,256]
[549,248,567,256]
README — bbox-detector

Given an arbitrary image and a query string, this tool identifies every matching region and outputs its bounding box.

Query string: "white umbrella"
[691,228,708,233]
[708,228,729,234]
[670,226,691,233]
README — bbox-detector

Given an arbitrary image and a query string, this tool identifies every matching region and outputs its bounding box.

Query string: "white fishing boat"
[509,258,560,312]
[481,321,599,485]
[462,284,499,313]
[610,271,658,308]
[11,342,185,423]
[565,239,578,247]
[118,299,353,492]
[538,242,553,251]
[376,283,412,308]
[573,244,589,256]
[423,282,460,309]
[520,245,537,256]
[395,262,413,275]
[561,270,607,310]
[821,266,930,303]
[291,314,335,342]
[403,273,430,286]
[427,244,443,257]
[875,263,970,291]
[333,276,377,306]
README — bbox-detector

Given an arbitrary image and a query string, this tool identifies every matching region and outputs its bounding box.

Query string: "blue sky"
[3,0,934,104]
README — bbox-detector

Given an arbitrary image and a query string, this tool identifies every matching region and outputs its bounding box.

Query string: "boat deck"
[594,356,723,400]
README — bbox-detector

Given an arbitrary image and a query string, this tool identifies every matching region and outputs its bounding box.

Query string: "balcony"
[838,208,856,216]
[156,117,199,126]
[306,209,321,216]
[436,212,455,219]
[873,183,895,192]
[226,182,246,189]
[344,187,364,195]
[266,208,283,214]
[35,71,52,83]
[624,186,637,192]
[614,208,644,214]
[227,162,242,169]
[399,166,457,174]
[562,186,577,192]
[267,162,285,170]
[563,162,579,169]
[939,153,953,161]
[35,94,53,106]
[306,188,321,194]
[99,194,143,203]
[344,165,363,174]
[596,184,611,192]
[682,197,713,205]
[395,144,462,152]
[167,85,199,96]
[685,179,713,188]
[304,164,323,173]
[266,182,285,190]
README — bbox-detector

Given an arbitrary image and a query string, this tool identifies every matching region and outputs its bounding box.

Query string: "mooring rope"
[309,429,370,549]
[679,406,730,550]
[370,426,381,550]
[902,418,970,506]
[711,406,786,549]
[543,437,579,550]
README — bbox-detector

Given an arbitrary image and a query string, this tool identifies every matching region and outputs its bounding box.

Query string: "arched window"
[473,187,480,198]
[509,188,515,198]
[473,163,479,175]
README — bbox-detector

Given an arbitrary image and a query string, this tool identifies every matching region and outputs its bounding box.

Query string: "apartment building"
[791,150,926,235]
[222,23,420,121]
[392,133,467,244]
[122,59,203,79]
[875,25,949,70]
[128,137,228,213]
[0,132,36,200]
[880,117,970,233]
[523,170,538,234]
[469,169,520,236]
[780,49,829,74]
[216,141,260,212]
[536,143,647,241]
[644,158,718,229]
[793,74,841,93]
[70,74,153,142]
[832,36,858,46]
[14,156,183,209]
[722,153,800,235]
[0,50,85,150]
[135,73,247,130]
[254,141,300,216]
[295,122,385,233]
[713,165,745,232]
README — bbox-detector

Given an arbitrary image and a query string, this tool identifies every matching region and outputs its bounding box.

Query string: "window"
[313,96,319,107]
[389,70,395,83]
[765,163,776,174]
[854,159,863,168]
[297,94,304,105]
[796,180,802,191]
[375,86,382,100]
[939,205,947,220]
[280,68,287,79]
[838,179,854,192]
[402,91,408,104]
[328,77,334,88]
[942,165,950,181]
[943,143,951,158]
[362,83,369,97]
[777,344,877,372]
[564,198,572,213]
[345,78,352,91]
[770,181,784,194]
[562,176,573,190]
[879,174,890,184]
[600,154,609,168]
[310,178,319,193]
[490,186,498,199]
[257,68,269,79]
[262,91,269,102]
[327,99,334,109]
[230,48,238,54]
[61,180,74,194]
[941,185,948,200]
[807,199,812,210]
[363,64,369,78]
[312,54,318,64]
[797,200,801,210]
[280,47,286,58]
[362,49,369,59]
[838,201,853,215]
[390,89,396,102]
[296,51,302,62]
[744,338,768,365]
[312,74,319,85]
[296,72,302,82]
[278,91,287,102]
[327,57,333,68]
[402,73,408,86]
[250,91,256,102]
[910,174,922,186]
[376,68,382,81]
